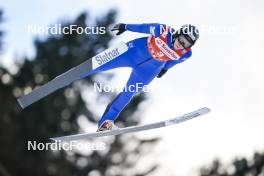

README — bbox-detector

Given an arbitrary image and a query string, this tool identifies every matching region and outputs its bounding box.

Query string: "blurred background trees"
[0,9,159,176]
[0,10,3,51]
[200,152,264,176]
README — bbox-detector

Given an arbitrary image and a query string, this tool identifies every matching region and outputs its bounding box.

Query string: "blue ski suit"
[87,23,192,127]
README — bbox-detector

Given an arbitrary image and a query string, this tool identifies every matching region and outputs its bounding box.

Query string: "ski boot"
[97,120,118,132]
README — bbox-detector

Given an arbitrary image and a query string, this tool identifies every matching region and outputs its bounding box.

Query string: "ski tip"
[50,138,56,141]
[17,98,25,109]
[50,137,63,142]
[200,107,211,114]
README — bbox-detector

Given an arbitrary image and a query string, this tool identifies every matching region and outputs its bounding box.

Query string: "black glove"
[111,23,126,35]
[157,69,168,78]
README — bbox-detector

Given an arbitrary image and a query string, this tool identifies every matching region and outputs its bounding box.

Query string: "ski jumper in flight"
[88,23,200,131]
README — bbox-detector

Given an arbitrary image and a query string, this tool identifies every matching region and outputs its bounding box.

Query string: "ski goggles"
[178,35,194,49]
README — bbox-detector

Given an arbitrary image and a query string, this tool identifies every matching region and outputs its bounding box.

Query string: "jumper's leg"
[98,62,162,128]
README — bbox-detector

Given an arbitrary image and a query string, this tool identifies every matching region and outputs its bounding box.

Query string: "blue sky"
[1,0,118,59]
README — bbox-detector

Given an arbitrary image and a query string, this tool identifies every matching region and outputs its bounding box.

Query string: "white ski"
[50,107,210,142]
[17,42,128,109]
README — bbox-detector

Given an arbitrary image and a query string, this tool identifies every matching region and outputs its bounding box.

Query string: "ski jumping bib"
[147,26,190,61]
